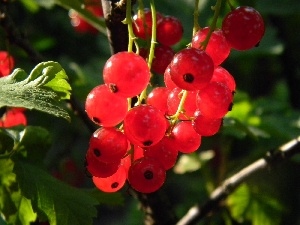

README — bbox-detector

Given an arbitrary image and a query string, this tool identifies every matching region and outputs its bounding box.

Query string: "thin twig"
[176,136,300,225]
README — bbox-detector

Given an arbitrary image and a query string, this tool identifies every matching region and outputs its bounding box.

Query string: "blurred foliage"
[0,0,300,224]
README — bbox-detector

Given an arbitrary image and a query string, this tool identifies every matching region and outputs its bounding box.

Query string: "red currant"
[151,45,175,74]
[0,51,14,77]
[128,157,166,193]
[85,84,128,127]
[103,52,150,98]
[124,105,167,147]
[197,81,233,118]
[133,9,163,40]
[69,5,103,34]
[169,48,214,91]
[192,111,222,136]
[211,66,236,92]
[171,121,201,154]
[88,127,128,163]
[144,136,178,170]
[146,87,171,115]
[191,27,230,65]
[222,6,265,50]
[0,109,27,127]
[85,150,120,178]
[157,16,183,46]
[164,64,178,90]
[92,165,127,192]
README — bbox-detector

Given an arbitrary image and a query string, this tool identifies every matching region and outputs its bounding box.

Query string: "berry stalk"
[193,0,200,36]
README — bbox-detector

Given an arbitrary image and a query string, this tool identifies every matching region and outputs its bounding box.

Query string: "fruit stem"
[226,0,235,11]
[193,0,201,36]
[201,0,223,50]
[124,0,137,52]
[147,0,157,69]
[170,90,188,123]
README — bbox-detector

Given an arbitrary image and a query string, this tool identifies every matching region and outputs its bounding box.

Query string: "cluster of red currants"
[84,6,265,193]
[0,51,27,128]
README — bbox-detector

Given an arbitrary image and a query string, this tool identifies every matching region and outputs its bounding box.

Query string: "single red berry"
[191,27,231,65]
[88,127,128,163]
[0,51,15,77]
[146,87,171,115]
[192,111,222,136]
[103,52,150,98]
[171,121,202,154]
[85,84,128,127]
[128,157,166,193]
[169,48,214,91]
[123,105,167,147]
[133,9,163,40]
[197,81,233,118]
[92,166,127,192]
[151,45,175,74]
[144,136,178,170]
[157,16,183,46]
[0,109,27,127]
[222,6,265,50]
[211,66,236,92]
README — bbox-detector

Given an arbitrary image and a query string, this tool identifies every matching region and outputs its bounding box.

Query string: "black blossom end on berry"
[183,73,194,83]
[93,148,101,157]
[144,170,154,180]
[111,182,119,189]
[143,140,153,146]
[109,83,118,93]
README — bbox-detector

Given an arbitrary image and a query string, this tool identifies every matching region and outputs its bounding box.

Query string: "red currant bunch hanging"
[83,1,265,194]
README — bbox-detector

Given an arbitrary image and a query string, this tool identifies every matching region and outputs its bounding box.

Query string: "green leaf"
[227,184,283,225]
[0,61,71,121]
[0,129,14,155]
[13,160,98,225]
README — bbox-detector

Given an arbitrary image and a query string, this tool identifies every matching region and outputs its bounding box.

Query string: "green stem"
[125,0,135,52]
[170,90,188,123]
[201,0,223,50]
[193,0,201,36]
[147,0,157,69]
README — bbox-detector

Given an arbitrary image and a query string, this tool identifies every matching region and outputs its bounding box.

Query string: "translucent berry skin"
[192,111,222,136]
[85,84,128,127]
[172,121,202,154]
[92,166,127,193]
[88,127,128,163]
[133,9,163,40]
[0,51,15,77]
[211,66,236,92]
[146,87,171,114]
[85,150,120,178]
[103,52,150,98]
[191,27,230,65]
[123,105,167,147]
[222,6,265,50]
[152,45,175,74]
[128,157,166,193]
[197,82,233,119]
[157,16,183,46]
[164,65,178,90]
[144,136,178,170]
[169,48,214,91]
[167,88,198,119]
